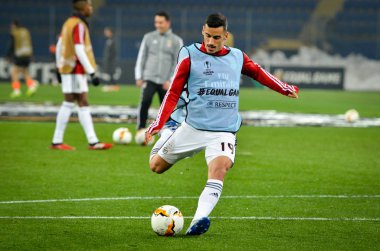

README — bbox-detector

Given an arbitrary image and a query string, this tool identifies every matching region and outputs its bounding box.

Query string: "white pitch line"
[0,216,379,222]
[224,195,380,199]
[0,195,379,204]
[0,196,198,204]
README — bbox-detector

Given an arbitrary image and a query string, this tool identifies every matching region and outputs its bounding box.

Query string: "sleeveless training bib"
[184,43,243,132]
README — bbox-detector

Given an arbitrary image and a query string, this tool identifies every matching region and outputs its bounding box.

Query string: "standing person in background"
[102,27,119,92]
[6,20,38,98]
[51,0,112,151]
[134,11,183,138]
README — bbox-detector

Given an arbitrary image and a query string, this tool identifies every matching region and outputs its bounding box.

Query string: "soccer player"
[51,0,112,151]
[146,13,299,235]
[6,20,38,98]
[135,11,183,136]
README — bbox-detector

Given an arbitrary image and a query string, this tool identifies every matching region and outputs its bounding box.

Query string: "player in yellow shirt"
[6,20,38,98]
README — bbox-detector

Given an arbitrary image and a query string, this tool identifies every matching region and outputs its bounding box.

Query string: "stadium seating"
[0,0,378,60]
[328,0,380,58]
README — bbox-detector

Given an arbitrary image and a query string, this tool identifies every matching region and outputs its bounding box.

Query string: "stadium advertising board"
[0,58,130,85]
[0,58,344,90]
[0,58,57,84]
[269,66,345,89]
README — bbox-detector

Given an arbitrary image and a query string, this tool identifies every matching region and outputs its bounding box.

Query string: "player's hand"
[136,79,144,88]
[287,91,298,98]
[145,129,159,143]
[163,81,170,91]
[287,85,299,99]
[90,73,100,86]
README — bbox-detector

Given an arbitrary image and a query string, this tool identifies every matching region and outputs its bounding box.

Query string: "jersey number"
[221,142,234,154]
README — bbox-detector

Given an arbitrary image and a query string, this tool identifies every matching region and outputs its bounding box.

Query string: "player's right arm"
[135,34,148,87]
[146,47,190,138]
[55,36,62,68]
[55,36,63,83]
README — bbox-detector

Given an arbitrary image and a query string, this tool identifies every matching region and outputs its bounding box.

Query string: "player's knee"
[149,160,164,174]
[209,157,233,176]
[78,100,89,107]
[218,162,231,174]
[149,156,171,174]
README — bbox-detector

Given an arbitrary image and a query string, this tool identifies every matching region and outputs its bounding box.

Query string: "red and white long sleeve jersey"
[56,20,95,75]
[147,43,298,133]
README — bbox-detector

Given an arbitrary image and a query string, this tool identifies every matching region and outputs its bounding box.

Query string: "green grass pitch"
[0,84,379,250]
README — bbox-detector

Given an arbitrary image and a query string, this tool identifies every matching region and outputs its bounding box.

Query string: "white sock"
[78,106,99,144]
[52,101,75,144]
[150,128,173,160]
[193,179,223,221]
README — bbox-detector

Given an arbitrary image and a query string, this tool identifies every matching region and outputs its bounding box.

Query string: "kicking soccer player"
[51,0,112,151]
[146,13,299,235]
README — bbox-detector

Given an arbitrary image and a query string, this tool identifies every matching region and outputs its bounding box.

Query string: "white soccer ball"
[135,129,155,146]
[344,109,360,123]
[151,205,184,236]
[112,128,132,144]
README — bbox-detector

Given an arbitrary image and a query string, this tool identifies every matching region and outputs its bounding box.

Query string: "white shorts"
[61,74,88,94]
[158,122,236,165]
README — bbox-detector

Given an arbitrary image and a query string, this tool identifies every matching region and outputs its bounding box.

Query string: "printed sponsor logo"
[209,193,219,198]
[197,88,239,97]
[162,147,168,154]
[203,61,214,75]
[206,100,237,109]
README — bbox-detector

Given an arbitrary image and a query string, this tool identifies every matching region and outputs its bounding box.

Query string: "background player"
[146,13,299,235]
[51,0,112,150]
[101,27,119,92]
[6,20,38,98]
[134,11,183,135]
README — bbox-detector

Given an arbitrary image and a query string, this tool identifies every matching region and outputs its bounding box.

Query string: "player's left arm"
[241,53,299,98]
[73,23,95,75]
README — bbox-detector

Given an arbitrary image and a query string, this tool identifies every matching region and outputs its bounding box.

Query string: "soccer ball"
[135,129,155,146]
[344,109,360,123]
[112,128,132,144]
[151,205,184,236]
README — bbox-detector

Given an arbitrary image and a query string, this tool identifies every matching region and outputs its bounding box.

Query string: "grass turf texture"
[0,122,379,250]
[1,83,380,117]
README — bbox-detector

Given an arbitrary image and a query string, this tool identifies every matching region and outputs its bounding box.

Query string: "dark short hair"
[73,0,89,11]
[72,0,87,3]
[155,11,170,21]
[205,13,228,30]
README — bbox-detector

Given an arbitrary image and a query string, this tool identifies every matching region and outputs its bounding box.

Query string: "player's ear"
[224,31,229,41]
[202,25,205,35]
